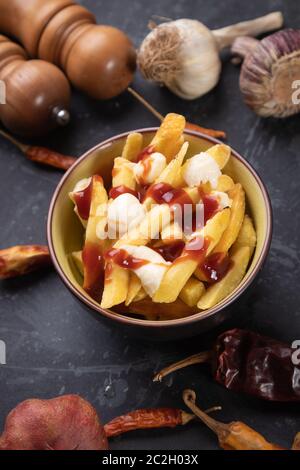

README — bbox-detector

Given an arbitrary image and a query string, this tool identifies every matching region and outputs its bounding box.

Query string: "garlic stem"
[231,36,259,59]
[212,11,283,49]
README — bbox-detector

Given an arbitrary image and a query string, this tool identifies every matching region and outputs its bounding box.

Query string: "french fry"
[161,222,184,242]
[71,250,83,276]
[115,204,173,247]
[197,246,251,310]
[179,277,206,307]
[83,176,108,297]
[121,133,143,161]
[69,177,91,228]
[194,266,209,282]
[101,263,129,309]
[150,113,186,162]
[153,209,231,303]
[216,174,235,192]
[231,215,257,258]
[112,157,136,189]
[125,272,143,306]
[206,144,231,169]
[213,184,245,253]
[133,287,147,303]
[0,245,51,279]
[155,141,189,187]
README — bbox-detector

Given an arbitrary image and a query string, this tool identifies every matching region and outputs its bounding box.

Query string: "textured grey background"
[0,0,299,450]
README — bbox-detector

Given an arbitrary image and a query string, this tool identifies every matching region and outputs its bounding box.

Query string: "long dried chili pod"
[183,389,285,450]
[0,129,76,170]
[104,408,194,438]
[0,245,52,279]
[154,329,300,402]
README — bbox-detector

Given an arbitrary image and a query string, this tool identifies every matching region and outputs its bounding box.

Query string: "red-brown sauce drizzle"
[136,145,155,162]
[154,240,185,262]
[182,237,210,263]
[146,183,193,209]
[105,248,148,270]
[109,185,140,200]
[199,190,219,224]
[200,252,233,283]
[82,242,104,301]
[73,179,93,220]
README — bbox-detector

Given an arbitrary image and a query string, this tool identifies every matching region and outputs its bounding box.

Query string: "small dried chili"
[183,389,286,450]
[104,408,194,438]
[25,146,76,170]
[0,245,52,279]
[154,329,300,402]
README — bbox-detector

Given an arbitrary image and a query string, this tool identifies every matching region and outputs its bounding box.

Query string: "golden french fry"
[216,174,235,192]
[231,215,257,258]
[161,222,184,242]
[179,277,206,307]
[214,183,245,253]
[71,250,83,276]
[115,204,173,247]
[83,176,108,296]
[155,141,189,186]
[125,272,142,306]
[101,263,129,309]
[153,208,231,303]
[150,113,186,162]
[197,246,251,310]
[133,287,147,303]
[206,144,231,169]
[112,157,136,189]
[0,245,51,279]
[194,266,209,282]
[69,177,91,228]
[122,133,143,161]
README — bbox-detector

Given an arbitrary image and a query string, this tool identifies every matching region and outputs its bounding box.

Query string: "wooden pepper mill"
[0,35,71,137]
[0,0,136,100]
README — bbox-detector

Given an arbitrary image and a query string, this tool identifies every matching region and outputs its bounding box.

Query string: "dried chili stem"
[154,351,212,382]
[127,87,226,139]
[0,128,76,170]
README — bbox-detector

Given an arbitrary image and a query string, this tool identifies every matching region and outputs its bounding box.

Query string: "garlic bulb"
[231,29,300,118]
[138,12,283,100]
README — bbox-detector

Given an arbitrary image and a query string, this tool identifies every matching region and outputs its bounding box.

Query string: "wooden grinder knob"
[0,35,71,137]
[0,0,136,100]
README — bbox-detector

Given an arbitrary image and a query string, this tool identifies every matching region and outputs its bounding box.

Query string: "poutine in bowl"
[48,114,272,339]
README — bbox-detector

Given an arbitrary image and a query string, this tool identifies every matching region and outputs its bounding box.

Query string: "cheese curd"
[118,245,170,297]
[183,152,221,189]
[133,152,167,185]
[107,193,146,237]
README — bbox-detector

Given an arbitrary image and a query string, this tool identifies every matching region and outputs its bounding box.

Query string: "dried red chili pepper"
[104,408,194,438]
[183,389,286,450]
[0,128,76,170]
[25,146,76,170]
[0,245,52,279]
[154,329,300,402]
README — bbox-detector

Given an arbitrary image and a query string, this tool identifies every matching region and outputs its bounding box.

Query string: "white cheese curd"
[211,191,232,209]
[107,193,146,237]
[119,245,170,297]
[183,152,221,189]
[133,152,167,185]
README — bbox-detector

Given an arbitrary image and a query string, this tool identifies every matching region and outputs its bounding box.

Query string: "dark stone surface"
[0,0,299,450]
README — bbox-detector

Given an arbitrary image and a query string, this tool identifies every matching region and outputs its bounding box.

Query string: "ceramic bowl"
[47,129,272,340]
